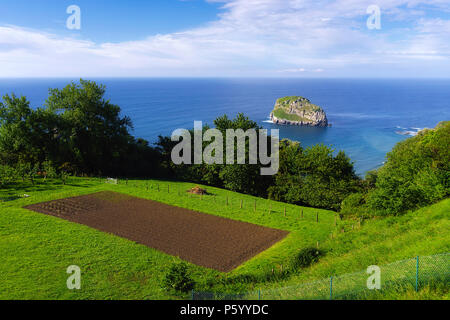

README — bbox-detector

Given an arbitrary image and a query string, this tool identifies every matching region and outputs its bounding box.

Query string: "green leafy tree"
[0,165,17,188]
[0,95,37,165]
[367,122,449,215]
[44,80,134,175]
[42,160,58,182]
[269,142,359,211]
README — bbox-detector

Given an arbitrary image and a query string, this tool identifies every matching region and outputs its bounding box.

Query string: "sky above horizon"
[1,0,450,78]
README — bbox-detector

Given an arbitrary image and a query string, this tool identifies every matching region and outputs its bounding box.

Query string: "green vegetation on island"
[270,96,328,127]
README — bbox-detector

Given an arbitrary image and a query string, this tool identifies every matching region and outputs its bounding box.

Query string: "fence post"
[258,289,261,300]
[330,276,333,300]
[416,256,419,292]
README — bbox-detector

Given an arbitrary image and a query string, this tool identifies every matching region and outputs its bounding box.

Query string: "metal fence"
[192,253,450,300]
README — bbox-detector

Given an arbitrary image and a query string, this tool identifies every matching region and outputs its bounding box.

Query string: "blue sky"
[0,0,450,77]
[0,0,222,42]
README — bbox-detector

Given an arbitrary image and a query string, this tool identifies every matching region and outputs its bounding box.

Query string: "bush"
[367,122,449,216]
[291,247,324,269]
[268,141,361,211]
[0,165,17,187]
[340,192,369,218]
[162,262,195,293]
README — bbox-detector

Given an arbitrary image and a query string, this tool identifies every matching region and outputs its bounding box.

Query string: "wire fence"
[106,179,449,299]
[192,253,450,300]
[108,178,347,228]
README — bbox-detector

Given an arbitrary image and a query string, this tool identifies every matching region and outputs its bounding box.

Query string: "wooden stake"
[284,207,286,217]
[316,212,319,223]
[240,200,243,209]
[254,200,256,212]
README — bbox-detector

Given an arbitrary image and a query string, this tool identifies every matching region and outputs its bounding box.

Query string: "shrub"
[0,165,17,187]
[162,262,195,293]
[291,247,324,269]
[340,192,369,218]
[42,160,58,181]
[367,122,449,215]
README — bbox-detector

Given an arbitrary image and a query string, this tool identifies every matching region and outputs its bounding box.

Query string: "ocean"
[1,78,449,176]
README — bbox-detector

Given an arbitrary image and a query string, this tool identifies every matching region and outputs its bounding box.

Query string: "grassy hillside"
[0,177,448,299]
[0,177,336,299]
[255,198,450,299]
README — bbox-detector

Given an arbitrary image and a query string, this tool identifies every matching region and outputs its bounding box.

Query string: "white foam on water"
[394,126,423,136]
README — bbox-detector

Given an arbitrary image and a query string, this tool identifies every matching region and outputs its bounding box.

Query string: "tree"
[367,122,449,215]
[0,94,37,166]
[42,160,58,182]
[44,79,134,175]
[0,165,17,188]
[0,80,162,179]
[269,141,360,211]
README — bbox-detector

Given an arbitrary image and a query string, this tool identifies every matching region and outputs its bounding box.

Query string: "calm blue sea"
[0,78,449,175]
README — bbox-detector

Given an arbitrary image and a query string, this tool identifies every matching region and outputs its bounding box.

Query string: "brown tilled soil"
[24,191,289,272]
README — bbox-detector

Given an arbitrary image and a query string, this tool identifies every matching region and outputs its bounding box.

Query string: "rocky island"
[270,96,329,127]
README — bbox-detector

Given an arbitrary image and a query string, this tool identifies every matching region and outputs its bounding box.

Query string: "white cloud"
[0,0,449,77]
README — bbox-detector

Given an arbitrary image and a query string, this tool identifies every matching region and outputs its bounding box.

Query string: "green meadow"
[0,177,448,300]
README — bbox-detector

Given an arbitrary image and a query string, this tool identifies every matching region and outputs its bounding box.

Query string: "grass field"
[0,177,448,300]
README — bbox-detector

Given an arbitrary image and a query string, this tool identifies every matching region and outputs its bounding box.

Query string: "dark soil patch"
[24,191,289,272]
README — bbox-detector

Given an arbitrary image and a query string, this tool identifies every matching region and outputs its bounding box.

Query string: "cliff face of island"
[270,96,329,127]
